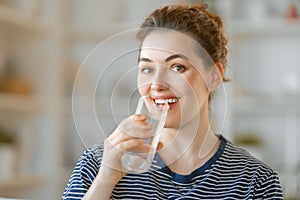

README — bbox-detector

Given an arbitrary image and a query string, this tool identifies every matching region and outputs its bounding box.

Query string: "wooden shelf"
[0,174,44,190]
[232,94,300,116]
[0,5,49,35]
[0,94,46,114]
[64,21,139,40]
[228,19,300,38]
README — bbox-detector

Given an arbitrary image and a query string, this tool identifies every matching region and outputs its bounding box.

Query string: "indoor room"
[0,0,300,199]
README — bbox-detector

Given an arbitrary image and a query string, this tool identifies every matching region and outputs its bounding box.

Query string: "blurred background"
[0,0,300,199]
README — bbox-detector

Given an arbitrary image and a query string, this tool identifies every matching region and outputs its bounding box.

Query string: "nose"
[150,67,169,92]
[151,82,168,92]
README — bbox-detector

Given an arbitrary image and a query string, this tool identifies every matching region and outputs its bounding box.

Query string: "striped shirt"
[62,135,283,199]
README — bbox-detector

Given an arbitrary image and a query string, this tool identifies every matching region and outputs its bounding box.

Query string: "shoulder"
[62,144,104,199]
[75,144,104,177]
[219,136,275,175]
[70,143,104,178]
[216,136,283,197]
[80,144,104,165]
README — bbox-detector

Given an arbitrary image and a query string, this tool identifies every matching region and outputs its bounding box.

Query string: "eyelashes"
[139,64,187,74]
[170,64,187,73]
[140,66,154,74]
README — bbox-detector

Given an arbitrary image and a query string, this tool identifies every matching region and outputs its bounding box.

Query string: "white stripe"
[62,137,283,199]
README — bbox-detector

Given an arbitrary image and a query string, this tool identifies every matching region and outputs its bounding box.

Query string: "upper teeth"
[155,98,178,104]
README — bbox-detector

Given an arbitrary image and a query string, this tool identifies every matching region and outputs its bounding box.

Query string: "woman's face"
[137,31,212,129]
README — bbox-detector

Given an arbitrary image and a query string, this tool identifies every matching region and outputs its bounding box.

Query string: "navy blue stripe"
[62,136,283,200]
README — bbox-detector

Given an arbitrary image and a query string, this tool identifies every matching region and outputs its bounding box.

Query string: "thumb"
[156,141,164,151]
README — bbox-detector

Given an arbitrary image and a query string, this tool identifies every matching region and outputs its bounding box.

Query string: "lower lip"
[167,101,178,109]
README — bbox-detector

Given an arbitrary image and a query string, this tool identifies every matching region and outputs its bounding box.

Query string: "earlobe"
[208,63,224,91]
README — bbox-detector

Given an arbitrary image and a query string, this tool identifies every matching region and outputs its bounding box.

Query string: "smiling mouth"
[151,97,180,107]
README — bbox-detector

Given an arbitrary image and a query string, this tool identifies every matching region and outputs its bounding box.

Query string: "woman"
[62,3,283,199]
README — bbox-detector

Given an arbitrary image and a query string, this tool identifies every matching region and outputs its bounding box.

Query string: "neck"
[159,108,220,174]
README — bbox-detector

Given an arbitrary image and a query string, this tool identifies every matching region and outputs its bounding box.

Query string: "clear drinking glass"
[120,95,169,173]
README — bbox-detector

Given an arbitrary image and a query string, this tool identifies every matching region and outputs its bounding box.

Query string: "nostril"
[150,82,168,91]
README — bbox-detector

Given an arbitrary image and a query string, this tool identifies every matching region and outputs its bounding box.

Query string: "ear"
[208,62,224,91]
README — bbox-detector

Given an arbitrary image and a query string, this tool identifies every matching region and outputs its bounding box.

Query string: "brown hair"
[137,3,229,82]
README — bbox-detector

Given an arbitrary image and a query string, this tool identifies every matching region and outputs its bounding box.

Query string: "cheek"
[191,78,210,106]
[137,82,150,96]
[180,73,210,106]
[174,73,201,95]
[189,71,208,90]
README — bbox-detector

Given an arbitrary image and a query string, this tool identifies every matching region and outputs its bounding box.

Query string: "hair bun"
[200,3,208,9]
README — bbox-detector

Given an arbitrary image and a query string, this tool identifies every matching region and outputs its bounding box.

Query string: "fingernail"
[135,114,147,120]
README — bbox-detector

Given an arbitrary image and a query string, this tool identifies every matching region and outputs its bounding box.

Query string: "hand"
[84,114,164,200]
[99,114,163,185]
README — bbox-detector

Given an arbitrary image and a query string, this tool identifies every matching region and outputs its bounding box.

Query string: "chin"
[163,117,180,129]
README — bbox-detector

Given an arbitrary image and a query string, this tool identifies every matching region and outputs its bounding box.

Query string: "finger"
[130,114,148,127]
[129,142,153,153]
[131,114,149,126]
[156,141,164,151]
[107,114,153,147]
[117,116,152,135]
[107,129,133,146]
[106,120,139,142]
[119,122,153,138]
[116,138,146,152]
[109,127,154,147]
[131,114,147,122]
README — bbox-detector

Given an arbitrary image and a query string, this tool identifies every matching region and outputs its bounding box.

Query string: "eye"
[140,67,153,74]
[171,64,186,73]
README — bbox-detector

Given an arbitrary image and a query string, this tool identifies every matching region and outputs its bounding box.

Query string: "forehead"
[140,31,198,61]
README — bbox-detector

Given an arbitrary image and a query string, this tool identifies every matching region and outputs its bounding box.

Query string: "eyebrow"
[139,53,190,63]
